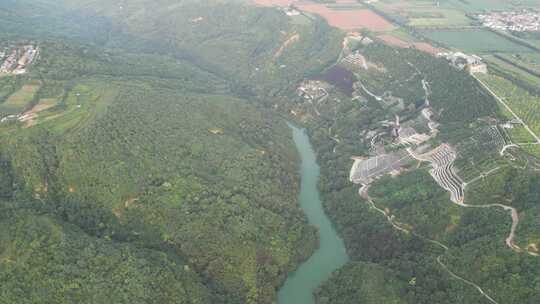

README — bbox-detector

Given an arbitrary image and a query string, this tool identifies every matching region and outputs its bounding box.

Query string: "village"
[0,44,38,76]
[475,10,540,32]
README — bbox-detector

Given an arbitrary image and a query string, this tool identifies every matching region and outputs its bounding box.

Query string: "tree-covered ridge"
[315,262,406,304]
[354,43,500,141]
[1,0,539,303]
[0,60,315,303]
[0,202,214,304]
[303,42,540,303]
[0,3,343,300]
[1,0,342,98]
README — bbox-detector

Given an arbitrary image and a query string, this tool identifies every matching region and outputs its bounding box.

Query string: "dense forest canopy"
[1,0,539,303]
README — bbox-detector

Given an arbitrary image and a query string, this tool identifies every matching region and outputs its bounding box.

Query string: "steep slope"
[0,203,213,304]
[0,7,342,300]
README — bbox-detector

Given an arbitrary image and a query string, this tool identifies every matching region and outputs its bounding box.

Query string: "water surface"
[278,125,349,304]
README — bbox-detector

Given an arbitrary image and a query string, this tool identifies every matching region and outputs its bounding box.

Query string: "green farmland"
[372,0,472,28]
[484,55,540,90]
[407,8,471,28]
[422,29,535,53]
[0,81,40,114]
[478,74,540,141]
[441,0,526,12]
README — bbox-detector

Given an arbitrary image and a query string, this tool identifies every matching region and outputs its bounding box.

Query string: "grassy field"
[41,81,117,134]
[0,81,40,114]
[385,28,417,42]
[522,143,540,157]
[478,74,540,140]
[492,53,540,76]
[441,0,515,12]
[421,29,535,53]
[406,8,471,28]
[373,0,471,28]
[484,55,540,87]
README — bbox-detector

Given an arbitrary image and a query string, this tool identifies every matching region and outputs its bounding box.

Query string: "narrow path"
[358,185,498,304]
[500,144,519,156]
[359,82,382,101]
[436,256,499,304]
[464,166,502,186]
[359,186,410,234]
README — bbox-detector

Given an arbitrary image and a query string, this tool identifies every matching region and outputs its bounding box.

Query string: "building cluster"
[342,51,369,70]
[475,10,540,32]
[0,45,38,75]
[437,52,487,74]
[296,80,329,102]
[281,5,301,16]
[0,114,20,123]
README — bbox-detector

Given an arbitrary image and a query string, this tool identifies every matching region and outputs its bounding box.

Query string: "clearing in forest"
[19,98,59,127]
[0,82,41,114]
[274,33,300,60]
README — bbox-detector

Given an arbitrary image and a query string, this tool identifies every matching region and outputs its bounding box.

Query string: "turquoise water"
[278,125,349,304]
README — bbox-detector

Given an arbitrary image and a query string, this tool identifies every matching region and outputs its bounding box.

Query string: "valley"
[0,1,539,304]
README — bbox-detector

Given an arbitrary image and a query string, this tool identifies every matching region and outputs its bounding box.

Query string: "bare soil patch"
[378,34,441,55]
[274,33,300,60]
[253,0,296,6]
[296,3,395,31]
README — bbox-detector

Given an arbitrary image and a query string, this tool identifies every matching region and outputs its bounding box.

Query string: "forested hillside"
[302,42,540,304]
[0,55,309,303]
[1,0,539,303]
[0,202,214,304]
[0,1,343,303]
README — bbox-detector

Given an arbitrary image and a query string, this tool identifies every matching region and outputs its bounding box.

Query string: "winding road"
[359,185,499,304]
[407,146,522,252]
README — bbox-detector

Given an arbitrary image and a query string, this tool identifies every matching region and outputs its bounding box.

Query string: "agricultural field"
[406,8,471,28]
[484,54,540,89]
[441,0,521,12]
[506,125,538,144]
[254,0,395,31]
[491,53,540,77]
[477,74,540,141]
[377,34,442,55]
[515,53,540,68]
[372,0,472,28]
[253,0,296,6]
[421,29,536,53]
[0,81,40,115]
[295,2,395,31]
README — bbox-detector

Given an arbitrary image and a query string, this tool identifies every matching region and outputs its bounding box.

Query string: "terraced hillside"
[408,144,464,203]
[303,42,540,303]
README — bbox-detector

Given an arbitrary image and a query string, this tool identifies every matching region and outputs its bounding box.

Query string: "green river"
[278,125,349,304]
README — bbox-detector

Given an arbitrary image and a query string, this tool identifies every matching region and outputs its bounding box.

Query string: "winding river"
[278,124,349,304]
